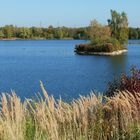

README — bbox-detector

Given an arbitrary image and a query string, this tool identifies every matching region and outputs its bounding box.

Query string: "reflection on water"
[108,54,128,76]
[0,40,139,101]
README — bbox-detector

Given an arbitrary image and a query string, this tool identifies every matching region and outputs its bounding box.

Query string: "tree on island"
[89,20,111,46]
[108,10,129,46]
[75,10,129,54]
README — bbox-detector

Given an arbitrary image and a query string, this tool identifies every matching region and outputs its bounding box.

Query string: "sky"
[0,0,139,27]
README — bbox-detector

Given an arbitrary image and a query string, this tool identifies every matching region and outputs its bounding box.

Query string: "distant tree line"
[0,25,89,40]
[129,27,140,39]
[0,24,139,40]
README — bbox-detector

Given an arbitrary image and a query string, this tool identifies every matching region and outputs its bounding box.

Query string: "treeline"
[0,25,89,40]
[129,27,140,39]
[0,25,139,40]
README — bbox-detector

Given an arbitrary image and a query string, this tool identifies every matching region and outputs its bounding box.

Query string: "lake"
[0,40,139,101]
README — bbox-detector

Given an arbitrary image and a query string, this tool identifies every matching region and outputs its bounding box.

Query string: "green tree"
[18,27,31,39]
[46,25,54,39]
[73,28,87,39]
[129,28,138,39]
[54,27,63,39]
[0,30,4,38]
[136,28,140,39]
[108,10,128,45]
[3,25,14,38]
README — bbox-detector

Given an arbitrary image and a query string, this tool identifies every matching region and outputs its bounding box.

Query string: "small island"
[75,10,129,56]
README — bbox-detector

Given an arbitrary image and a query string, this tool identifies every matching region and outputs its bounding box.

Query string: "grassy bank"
[0,82,139,140]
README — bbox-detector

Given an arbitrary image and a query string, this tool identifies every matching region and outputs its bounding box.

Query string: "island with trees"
[75,10,129,56]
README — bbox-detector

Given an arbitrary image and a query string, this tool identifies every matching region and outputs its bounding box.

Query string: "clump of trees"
[108,10,128,45]
[76,10,129,53]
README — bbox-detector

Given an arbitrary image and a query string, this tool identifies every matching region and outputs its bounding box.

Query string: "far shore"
[0,38,140,44]
[0,38,74,41]
[129,42,140,44]
[75,49,128,56]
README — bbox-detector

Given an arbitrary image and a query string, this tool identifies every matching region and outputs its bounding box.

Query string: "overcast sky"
[0,0,139,27]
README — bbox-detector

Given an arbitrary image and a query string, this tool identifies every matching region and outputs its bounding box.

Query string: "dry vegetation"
[0,82,140,140]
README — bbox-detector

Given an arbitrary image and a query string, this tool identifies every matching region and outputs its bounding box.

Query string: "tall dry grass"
[0,82,139,140]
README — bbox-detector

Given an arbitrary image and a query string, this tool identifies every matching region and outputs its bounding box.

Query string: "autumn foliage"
[106,67,140,97]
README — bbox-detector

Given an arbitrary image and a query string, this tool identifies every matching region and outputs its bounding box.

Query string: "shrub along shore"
[0,81,139,140]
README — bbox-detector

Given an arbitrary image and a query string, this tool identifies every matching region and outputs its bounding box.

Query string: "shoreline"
[129,42,140,44]
[0,38,74,41]
[0,38,140,44]
[75,49,128,56]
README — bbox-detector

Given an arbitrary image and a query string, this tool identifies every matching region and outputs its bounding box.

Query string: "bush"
[107,37,126,51]
[102,43,114,52]
[75,44,93,52]
[106,66,140,97]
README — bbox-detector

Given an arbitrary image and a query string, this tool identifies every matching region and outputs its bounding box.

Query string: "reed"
[0,83,139,140]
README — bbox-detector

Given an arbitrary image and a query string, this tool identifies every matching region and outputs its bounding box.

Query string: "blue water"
[0,40,139,100]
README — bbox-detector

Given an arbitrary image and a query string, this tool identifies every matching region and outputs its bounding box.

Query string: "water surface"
[0,40,139,100]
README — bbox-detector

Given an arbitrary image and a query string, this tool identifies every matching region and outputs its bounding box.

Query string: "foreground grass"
[0,82,140,140]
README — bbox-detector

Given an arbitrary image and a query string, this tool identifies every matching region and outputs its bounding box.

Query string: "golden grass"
[0,83,139,140]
